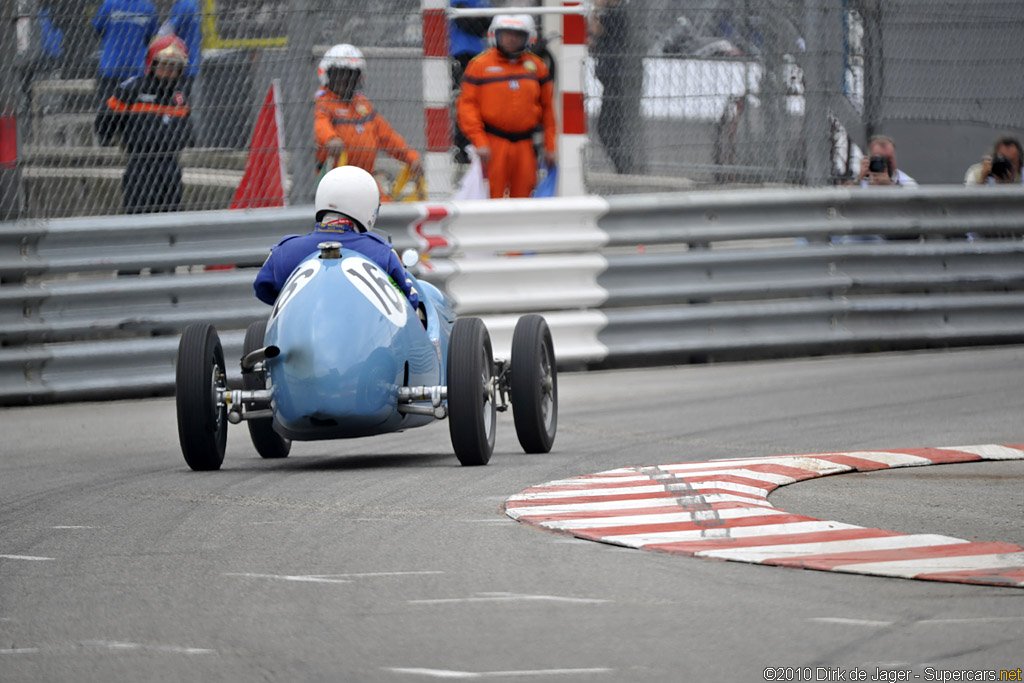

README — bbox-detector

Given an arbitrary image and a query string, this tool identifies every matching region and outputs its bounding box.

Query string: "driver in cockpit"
[253,165,419,308]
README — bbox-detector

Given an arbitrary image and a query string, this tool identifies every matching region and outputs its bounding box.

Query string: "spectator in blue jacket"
[39,7,65,62]
[449,0,492,163]
[92,0,159,107]
[168,0,202,95]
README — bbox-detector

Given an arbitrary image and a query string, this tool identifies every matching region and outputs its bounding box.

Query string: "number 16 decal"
[343,256,408,326]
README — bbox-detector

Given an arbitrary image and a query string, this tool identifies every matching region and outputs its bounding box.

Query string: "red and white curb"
[504,444,1024,588]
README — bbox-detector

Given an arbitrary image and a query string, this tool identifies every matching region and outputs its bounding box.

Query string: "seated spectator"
[856,134,917,187]
[964,136,1023,185]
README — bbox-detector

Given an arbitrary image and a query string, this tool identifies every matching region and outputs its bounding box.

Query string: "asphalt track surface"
[2,346,1023,682]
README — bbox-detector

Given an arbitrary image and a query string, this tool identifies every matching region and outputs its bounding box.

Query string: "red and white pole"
[543,0,588,196]
[421,0,454,199]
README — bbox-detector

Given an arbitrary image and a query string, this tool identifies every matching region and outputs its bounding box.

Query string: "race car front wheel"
[176,323,228,471]
[448,317,496,466]
[243,320,291,460]
[510,314,558,453]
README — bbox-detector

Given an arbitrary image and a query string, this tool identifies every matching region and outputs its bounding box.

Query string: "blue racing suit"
[254,220,419,309]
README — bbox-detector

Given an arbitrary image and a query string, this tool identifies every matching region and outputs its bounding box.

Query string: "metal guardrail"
[1,186,1023,404]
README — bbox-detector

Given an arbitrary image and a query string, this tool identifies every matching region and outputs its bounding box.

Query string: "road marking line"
[409,592,610,605]
[306,571,444,579]
[915,616,1024,624]
[460,519,513,524]
[387,667,613,678]
[0,648,40,654]
[506,443,1024,588]
[812,616,1024,627]
[224,571,443,584]
[0,554,54,561]
[79,640,215,654]
[810,618,894,627]
[51,526,96,529]
[224,572,351,584]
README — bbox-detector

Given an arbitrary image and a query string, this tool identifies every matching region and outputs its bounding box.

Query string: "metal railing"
[1,185,1023,404]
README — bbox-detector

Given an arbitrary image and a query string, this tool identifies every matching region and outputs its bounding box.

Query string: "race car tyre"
[176,323,228,471]
[510,314,558,453]
[447,317,496,466]
[243,320,290,459]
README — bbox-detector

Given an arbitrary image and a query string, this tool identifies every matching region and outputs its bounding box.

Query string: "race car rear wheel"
[447,317,496,466]
[243,320,290,459]
[510,314,558,453]
[176,323,228,471]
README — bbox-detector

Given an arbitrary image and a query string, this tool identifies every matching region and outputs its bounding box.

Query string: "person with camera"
[856,134,917,187]
[964,136,1023,185]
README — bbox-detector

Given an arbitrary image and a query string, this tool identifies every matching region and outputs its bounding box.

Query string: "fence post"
[861,0,884,140]
[1,0,24,220]
[284,0,316,206]
[801,0,832,185]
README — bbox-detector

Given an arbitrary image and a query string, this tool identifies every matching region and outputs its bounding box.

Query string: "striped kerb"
[505,445,1024,588]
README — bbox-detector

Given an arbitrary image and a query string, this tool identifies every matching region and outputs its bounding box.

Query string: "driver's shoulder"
[353,231,390,248]
[274,234,306,248]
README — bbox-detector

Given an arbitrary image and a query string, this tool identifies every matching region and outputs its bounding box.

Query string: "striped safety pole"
[546,0,588,196]
[421,0,454,199]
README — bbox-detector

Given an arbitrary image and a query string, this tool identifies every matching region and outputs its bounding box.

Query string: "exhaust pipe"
[241,345,280,372]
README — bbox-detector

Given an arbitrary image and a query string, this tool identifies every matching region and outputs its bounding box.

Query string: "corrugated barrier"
[1,186,1023,404]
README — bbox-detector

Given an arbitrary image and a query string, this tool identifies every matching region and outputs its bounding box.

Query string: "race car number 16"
[342,256,408,326]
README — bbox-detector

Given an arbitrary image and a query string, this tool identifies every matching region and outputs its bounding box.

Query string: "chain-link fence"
[2,1,1024,220]
[583,0,1024,193]
[3,0,426,219]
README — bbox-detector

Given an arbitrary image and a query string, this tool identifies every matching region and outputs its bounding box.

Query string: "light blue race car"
[175,241,557,471]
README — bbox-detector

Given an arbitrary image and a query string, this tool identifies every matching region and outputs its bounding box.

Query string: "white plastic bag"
[453,147,489,200]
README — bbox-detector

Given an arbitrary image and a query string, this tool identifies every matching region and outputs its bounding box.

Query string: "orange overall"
[314,90,420,174]
[456,48,556,198]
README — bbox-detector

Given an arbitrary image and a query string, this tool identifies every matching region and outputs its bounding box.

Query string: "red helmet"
[146,35,188,73]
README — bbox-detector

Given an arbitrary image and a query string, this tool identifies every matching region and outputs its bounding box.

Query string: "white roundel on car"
[342,256,408,326]
[270,257,322,321]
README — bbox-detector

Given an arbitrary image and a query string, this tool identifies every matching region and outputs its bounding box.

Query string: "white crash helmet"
[487,14,537,54]
[317,43,367,87]
[314,166,381,231]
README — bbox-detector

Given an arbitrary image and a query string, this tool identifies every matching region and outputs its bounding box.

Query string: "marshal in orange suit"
[314,44,422,179]
[456,14,556,198]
